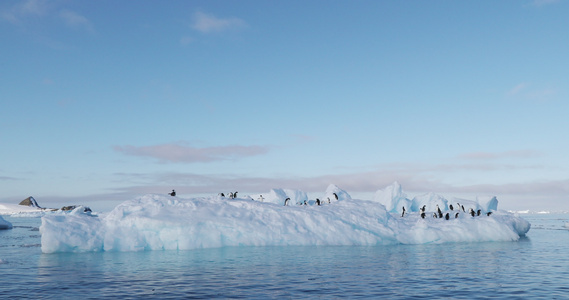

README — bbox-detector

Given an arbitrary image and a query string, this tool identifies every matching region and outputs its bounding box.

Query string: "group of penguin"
[401,203,493,220]
[284,193,339,206]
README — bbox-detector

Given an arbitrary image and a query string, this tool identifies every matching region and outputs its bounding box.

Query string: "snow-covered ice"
[39,183,531,253]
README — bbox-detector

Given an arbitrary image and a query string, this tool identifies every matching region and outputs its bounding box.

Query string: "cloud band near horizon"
[114,143,270,163]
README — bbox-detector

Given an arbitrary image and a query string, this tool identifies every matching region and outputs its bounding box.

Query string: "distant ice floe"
[39,183,531,253]
[0,215,12,230]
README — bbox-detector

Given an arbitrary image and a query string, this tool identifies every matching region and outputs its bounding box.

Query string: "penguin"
[461,205,465,212]
[229,192,234,199]
[433,213,438,218]
[316,198,321,206]
[333,193,338,200]
[220,192,225,197]
[469,208,475,217]
[487,212,493,216]
[284,198,290,206]
[303,200,307,206]
[234,191,238,198]
[169,190,176,196]
[328,197,331,204]
[477,209,481,216]
[449,204,454,211]
[445,213,450,220]
[421,212,426,219]
[421,205,426,213]
[401,206,406,217]
[437,205,443,218]
[455,212,459,218]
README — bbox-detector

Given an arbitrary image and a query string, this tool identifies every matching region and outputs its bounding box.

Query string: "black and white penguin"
[445,213,450,220]
[461,205,466,212]
[437,205,443,218]
[284,198,290,206]
[220,192,225,197]
[327,197,331,204]
[169,190,176,196]
[401,206,406,217]
[469,208,475,217]
[333,193,338,200]
[487,212,493,216]
[455,212,459,218]
[449,204,454,211]
[303,200,307,206]
[477,209,481,216]
[421,212,426,219]
[433,213,438,218]
[316,198,321,206]
[234,191,238,198]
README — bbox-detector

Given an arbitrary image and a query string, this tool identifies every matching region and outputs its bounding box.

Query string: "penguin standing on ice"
[487,212,493,216]
[455,212,459,218]
[477,209,481,216]
[461,205,466,212]
[421,212,426,219]
[284,198,290,206]
[437,205,443,218]
[169,190,176,196]
[333,193,339,201]
[469,208,475,217]
[449,204,454,211]
[401,206,406,217]
[316,198,321,206]
[433,213,438,218]
[445,213,450,220]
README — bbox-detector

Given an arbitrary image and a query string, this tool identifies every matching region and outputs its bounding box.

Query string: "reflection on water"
[2,215,569,299]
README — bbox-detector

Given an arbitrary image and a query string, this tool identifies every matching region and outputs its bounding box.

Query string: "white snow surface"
[0,203,46,216]
[40,183,531,253]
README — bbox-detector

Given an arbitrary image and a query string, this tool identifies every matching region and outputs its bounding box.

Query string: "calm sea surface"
[1,214,568,299]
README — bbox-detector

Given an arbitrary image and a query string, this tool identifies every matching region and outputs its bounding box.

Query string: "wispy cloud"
[1,1,94,33]
[529,0,561,7]
[1,0,48,24]
[59,9,94,33]
[191,11,247,34]
[179,36,194,46]
[114,143,270,163]
[506,82,557,101]
[457,150,542,160]
[507,83,528,96]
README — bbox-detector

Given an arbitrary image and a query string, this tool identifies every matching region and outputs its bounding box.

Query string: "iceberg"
[40,183,531,253]
[0,215,12,230]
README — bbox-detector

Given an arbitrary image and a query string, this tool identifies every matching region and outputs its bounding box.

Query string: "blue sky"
[1,0,568,211]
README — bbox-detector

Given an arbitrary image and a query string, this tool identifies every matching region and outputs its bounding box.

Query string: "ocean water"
[1,214,568,299]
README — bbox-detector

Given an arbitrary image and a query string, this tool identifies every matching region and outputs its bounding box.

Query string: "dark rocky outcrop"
[19,196,42,208]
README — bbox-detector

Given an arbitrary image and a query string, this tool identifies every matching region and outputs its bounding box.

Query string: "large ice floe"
[40,182,531,253]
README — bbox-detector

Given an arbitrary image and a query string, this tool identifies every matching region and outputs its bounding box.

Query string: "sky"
[1,0,568,212]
